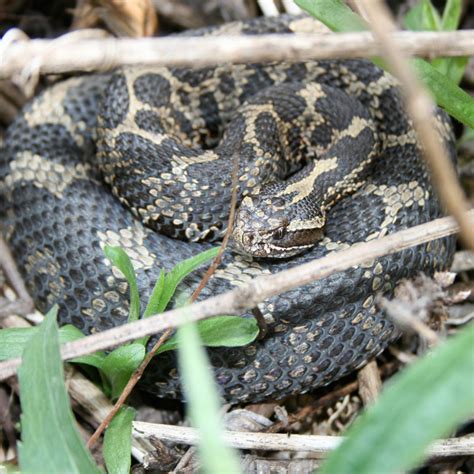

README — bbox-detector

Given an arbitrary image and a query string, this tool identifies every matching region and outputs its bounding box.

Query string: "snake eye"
[273,227,286,240]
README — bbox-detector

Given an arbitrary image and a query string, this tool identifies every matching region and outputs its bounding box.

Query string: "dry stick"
[358,0,474,250]
[357,360,382,406]
[1,30,474,77]
[132,422,474,459]
[0,210,472,382]
[86,143,242,448]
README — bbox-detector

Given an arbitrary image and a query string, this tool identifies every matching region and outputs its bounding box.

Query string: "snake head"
[230,194,325,258]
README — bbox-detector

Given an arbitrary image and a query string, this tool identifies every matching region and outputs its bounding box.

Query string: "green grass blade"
[420,0,441,30]
[320,324,474,474]
[441,0,462,30]
[103,406,136,474]
[296,0,474,128]
[156,316,259,354]
[104,245,140,322]
[136,270,166,346]
[17,306,101,473]
[411,58,474,126]
[178,318,241,473]
[143,270,166,318]
[296,0,366,31]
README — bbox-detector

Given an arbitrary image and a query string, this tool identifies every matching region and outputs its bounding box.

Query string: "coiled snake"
[0,15,456,403]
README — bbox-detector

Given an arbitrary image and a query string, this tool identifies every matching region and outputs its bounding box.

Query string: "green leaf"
[178,319,241,473]
[137,247,219,346]
[157,316,259,354]
[143,270,166,318]
[420,0,441,31]
[296,0,366,31]
[100,343,145,400]
[17,306,101,473]
[103,406,136,474]
[320,324,474,474]
[0,325,106,368]
[104,245,140,323]
[431,56,468,85]
[159,247,220,315]
[441,0,462,30]
[296,0,474,128]
[411,58,474,126]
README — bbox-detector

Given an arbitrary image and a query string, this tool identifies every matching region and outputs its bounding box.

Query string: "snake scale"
[0,15,456,403]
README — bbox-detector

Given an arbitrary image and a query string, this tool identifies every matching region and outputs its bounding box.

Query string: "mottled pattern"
[0,15,456,403]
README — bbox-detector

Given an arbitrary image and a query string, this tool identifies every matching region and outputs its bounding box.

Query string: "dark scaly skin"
[0,16,456,403]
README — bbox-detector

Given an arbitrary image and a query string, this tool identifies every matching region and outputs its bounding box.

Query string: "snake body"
[0,16,456,403]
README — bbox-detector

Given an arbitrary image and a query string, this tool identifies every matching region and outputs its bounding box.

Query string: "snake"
[0,15,457,404]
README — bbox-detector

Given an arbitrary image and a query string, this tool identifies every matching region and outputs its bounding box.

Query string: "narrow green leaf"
[178,319,241,473]
[17,306,101,473]
[0,325,106,368]
[103,406,136,474]
[296,0,366,31]
[157,316,259,354]
[432,56,468,85]
[159,247,220,313]
[441,0,462,30]
[104,245,140,322]
[421,0,441,31]
[296,0,474,128]
[143,270,166,318]
[135,270,166,346]
[411,58,474,127]
[320,324,474,474]
[100,343,145,400]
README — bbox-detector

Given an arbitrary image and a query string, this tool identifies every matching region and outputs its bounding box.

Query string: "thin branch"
[132,422,474,460]
[0,211,471,381]
[358,0,474,251]
[1,30,474,78]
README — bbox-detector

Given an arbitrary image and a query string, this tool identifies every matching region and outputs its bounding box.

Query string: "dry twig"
[132,422,474,459]
[1,30,474,78]
[0,211,471,381]
[357,360,382,406]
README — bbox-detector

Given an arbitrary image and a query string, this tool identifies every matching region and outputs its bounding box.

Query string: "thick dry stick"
[0,211,471,382]
[357,360,382,406]
[1,30,474,77]
[358,0,474,250]
[132,422,474,459]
